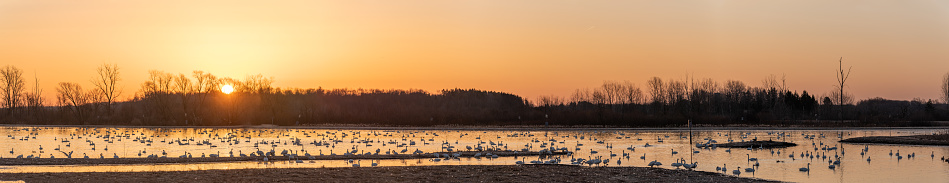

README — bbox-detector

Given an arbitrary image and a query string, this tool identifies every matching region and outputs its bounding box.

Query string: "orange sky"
[2,0,948,104]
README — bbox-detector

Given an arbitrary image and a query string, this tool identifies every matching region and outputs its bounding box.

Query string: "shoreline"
[0,165,782,183]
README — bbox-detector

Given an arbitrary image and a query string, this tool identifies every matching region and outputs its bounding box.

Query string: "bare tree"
[57,82,88,124]
[759,74,789,94]
[139,70,175,124]
[829,91,852,105]
[174,74,193,94]
[941,72,948,110]
[174,73,193,124]
[834,57,853,121]
[723,80,746,113]
[140,70,174,96]
[600,81,623,105]
[189,71,219,125]
[24,74,44,121]
[1,65,25,117]
[698,78,718,94]
[692,78,717,112]
[724,80,746,98]
[87,87,105,108]
[536,95,563,107]
[647,77,664,105]
[762,74,780,91]
[665,79,687,105]
[224,74,277,124]
[621,81,644,105]
[763,74,790,118]
[241,74,274,94]
[591,89,606,105]
[92,63,121,114]
[192,71,219,94]
[780,74,787,93]
[570,88,591,104]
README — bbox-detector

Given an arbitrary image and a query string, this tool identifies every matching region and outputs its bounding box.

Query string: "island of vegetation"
[840,132,949,146]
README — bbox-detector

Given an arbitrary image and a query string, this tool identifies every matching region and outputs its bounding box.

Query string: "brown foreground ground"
[0,165,780,183]
[840,133,949,146]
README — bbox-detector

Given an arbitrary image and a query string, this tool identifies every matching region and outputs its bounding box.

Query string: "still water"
[0,126,946,183]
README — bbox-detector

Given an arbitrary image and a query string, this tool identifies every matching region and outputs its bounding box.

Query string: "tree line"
[536,78,946,127]
[0,64,530,126]
[0,62,948,126]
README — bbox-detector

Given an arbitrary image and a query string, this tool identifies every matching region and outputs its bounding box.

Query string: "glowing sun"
[221,84,234,94]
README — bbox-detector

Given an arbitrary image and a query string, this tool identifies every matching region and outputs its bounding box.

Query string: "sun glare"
[221,84,234,94]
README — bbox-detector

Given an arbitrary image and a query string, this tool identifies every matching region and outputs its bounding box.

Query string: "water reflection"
[0,126,946,183]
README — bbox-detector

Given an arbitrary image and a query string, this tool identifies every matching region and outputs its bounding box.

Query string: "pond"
[0,126,946,183]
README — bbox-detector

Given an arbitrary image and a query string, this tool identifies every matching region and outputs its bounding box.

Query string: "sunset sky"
[1,0,948,103]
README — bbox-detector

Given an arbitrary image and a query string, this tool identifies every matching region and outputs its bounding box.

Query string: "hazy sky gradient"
[2,0,948,103]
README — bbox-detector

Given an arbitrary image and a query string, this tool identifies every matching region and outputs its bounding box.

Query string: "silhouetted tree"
[942,72,949,112]
[1,65,25,118]
[138,70,175,124]
[834,57,853,122]
[56,82,88,124]
[600,81,622,106]
[6,63,947,127]
[621,81,644,105]
[723,80,746,115]
[190,70,220,125]
[173,73,193,124]
[762,74,780,92]
[24,74,45,122]
[646,77,665,114]
[665,79,687,106]
[92,63,121,115]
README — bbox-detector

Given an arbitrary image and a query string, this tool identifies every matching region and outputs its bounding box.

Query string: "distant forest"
[1,63,949,127]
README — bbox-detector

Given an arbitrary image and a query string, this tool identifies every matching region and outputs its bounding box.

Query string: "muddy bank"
[840,134,949,146]
[0,165,780,183]
[714,141,797,148]
[0,150,567,166]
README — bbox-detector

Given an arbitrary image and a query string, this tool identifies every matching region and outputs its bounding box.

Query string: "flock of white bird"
[1,127,946,178]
